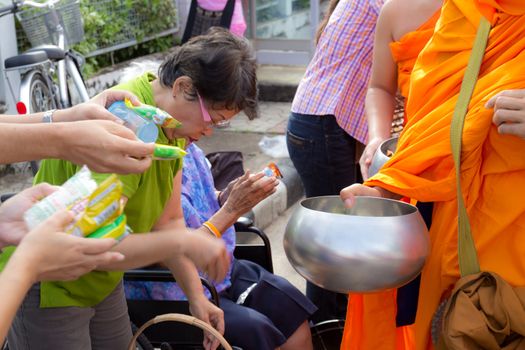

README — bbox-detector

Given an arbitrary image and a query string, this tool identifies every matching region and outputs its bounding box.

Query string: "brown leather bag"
[433,16,525,350]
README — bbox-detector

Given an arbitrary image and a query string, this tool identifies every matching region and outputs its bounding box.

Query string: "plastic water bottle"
[108,101,158,143]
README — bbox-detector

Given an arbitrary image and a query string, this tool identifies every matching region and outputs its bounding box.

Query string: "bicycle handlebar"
[0,0,61,16]
[22,0,61,9]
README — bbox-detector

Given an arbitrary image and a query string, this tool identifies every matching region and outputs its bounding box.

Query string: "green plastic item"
[153,144,187,160]
[124,98,181,128]
[87,214,129,241]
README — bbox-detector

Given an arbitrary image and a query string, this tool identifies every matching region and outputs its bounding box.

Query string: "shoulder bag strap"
[450,16,491,277]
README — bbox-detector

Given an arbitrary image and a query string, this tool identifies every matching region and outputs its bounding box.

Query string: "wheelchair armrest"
[234,216,253,231]
[124,268,174,282]
[0,193,16,203]
[234,220,271,253]
[123,268,220,306]
[233,219,274,273]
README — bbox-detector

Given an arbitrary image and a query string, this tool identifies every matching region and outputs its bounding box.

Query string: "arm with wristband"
[201,170,278,238]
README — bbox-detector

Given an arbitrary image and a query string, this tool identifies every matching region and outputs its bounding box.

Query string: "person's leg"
[7,284,93,350]
[286,112,362,197]
[281,321,312,350]
[220,296,286,350]
[323,115,363,189]
[286,112,327,197]
[287,112,360,323]
[89,282,133,350]
[225,260,316,349]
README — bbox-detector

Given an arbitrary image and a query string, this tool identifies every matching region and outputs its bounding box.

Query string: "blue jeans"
[286,112,363,323]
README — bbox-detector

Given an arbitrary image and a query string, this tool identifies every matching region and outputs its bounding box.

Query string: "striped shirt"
[291,0,384,144]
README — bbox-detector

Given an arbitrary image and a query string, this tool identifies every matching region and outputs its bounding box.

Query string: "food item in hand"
[153,144,187,160]
[24,166,97,229]
[69,174,123,237]
[261,162,283,179]
[24,167,130,240]
[124,98,180,128]
[87,214,130,241]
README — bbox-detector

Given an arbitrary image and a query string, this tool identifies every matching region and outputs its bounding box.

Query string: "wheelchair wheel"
[311,319,345,350]
[131,322,155,350]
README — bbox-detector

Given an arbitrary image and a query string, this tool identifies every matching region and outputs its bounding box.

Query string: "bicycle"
[0,0,90,174]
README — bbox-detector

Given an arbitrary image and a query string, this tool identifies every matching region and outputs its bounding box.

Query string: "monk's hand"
[360,137,386,180]
[340,184,383,208]
[486,89,525,139]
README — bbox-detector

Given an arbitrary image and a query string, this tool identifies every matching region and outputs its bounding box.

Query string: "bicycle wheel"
[27,72,57,114]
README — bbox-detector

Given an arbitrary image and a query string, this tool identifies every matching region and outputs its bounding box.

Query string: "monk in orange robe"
[341,1,525,349]
[360,0,441,179]
[346,3,440,349]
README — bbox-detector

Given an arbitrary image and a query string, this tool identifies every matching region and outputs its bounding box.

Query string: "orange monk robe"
[389,10,441,99]
[341,1,525,350]
[340,10,440,350]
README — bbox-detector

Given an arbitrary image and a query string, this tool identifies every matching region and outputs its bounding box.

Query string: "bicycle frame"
[1,0,89,114]
[47,1,89,106]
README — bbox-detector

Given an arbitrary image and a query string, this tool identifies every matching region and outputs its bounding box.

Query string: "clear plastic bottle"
[108,101,159,143]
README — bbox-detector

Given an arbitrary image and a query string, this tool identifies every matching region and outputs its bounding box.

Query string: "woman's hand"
[486,89,525,139]
[221,171,278,216]
[0,183,58,248]
[11,210,124,282]
[56,120,155,174]
[188,295,225,350]
[359,137,386,180]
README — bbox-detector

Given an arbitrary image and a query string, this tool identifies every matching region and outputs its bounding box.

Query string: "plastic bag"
[258,135,289,158]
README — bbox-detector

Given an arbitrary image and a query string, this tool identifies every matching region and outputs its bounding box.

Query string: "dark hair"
[315,0,340,45]
[158,27,258,119]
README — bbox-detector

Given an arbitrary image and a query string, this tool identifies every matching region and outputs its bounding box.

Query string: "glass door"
[246,0,327,65]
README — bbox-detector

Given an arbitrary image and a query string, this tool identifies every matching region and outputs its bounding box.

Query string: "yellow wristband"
[203,221,221,238]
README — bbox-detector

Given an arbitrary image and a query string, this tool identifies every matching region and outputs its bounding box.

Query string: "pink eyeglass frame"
[197,92,212,123]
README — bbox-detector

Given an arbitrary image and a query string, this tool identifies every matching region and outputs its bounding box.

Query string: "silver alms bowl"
[368,136,399,178]
[284,196,429,293]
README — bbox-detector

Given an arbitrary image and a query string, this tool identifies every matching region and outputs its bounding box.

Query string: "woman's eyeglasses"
[197,93,230,128]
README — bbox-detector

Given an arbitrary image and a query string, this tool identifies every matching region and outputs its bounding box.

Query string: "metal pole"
[310,0,320,58]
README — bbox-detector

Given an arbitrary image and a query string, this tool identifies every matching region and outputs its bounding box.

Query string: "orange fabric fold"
[341,1,525,349]
[389,10,440,99]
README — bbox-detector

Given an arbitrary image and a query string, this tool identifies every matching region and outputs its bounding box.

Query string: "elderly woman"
[126,143,316,350]
[2,27,257,350]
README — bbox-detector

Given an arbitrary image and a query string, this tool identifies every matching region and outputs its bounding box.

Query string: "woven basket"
[127,313,233,350]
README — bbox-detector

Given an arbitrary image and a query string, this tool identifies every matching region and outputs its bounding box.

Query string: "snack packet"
[124,98,180,128]
[261,162,283,179]
[24,166,97,229]
[68,174,123,237]
[24,167,130,241]
[87,214,130,241]
[153,144,187,160]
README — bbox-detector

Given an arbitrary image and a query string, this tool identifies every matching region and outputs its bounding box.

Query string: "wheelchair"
[124,217,273,350]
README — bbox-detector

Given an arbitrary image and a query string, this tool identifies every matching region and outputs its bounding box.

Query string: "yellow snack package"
[69,175,124,237]
[87,214,130,241]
